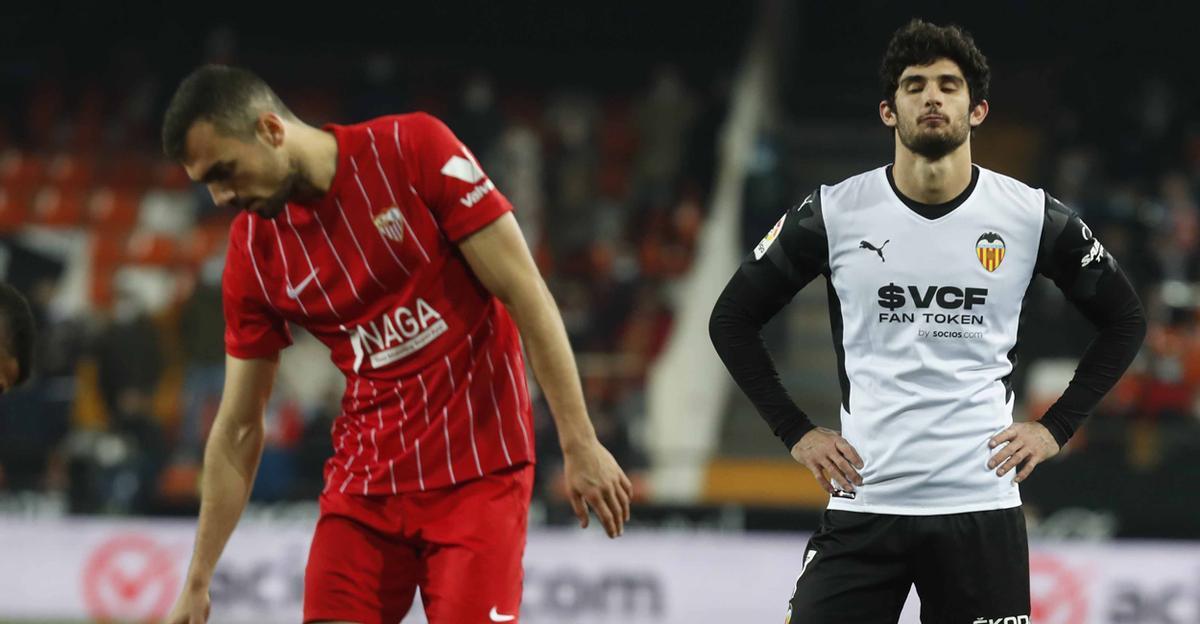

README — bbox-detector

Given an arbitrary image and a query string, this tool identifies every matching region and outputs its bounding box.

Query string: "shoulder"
[975,165,1045,214]
[818,165,890,221]
[823,165,887,199]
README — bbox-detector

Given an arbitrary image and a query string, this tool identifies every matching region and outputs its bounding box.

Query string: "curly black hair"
[879,19,990,109]
[161,64,295,163]
[0,282,35,387]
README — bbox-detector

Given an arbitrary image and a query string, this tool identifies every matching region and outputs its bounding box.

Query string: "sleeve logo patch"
[754,214,787,260]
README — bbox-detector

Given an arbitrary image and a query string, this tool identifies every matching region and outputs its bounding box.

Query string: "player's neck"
[287,122,340,201]
[892,143,973,205]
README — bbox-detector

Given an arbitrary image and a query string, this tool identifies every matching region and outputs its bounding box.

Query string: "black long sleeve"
[1035,195,1148,447]
[709,190,828,450]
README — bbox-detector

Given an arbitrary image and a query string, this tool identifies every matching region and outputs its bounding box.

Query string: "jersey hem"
[826,494,1022,516]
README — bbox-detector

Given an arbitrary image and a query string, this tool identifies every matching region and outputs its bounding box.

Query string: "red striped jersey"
[221,112,534,495]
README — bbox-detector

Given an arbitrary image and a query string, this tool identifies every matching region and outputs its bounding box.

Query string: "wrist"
[184,568,212,592]
[558,428,598,454]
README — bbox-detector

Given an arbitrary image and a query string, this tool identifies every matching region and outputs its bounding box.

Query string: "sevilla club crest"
[374,207,405,243]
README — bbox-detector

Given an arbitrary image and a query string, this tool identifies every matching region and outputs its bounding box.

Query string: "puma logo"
[859,239,889,262]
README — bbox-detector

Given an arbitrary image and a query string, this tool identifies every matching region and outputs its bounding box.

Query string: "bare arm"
[168,353,279,623]
[459,212,632,537]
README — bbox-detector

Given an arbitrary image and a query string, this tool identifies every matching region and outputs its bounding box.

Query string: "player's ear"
[969,99,989,128]
[256,112,286,148]
[879,99,898,128]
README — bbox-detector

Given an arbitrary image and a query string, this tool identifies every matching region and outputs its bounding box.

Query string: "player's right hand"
[790,427,864,495]
[164,586,210,624]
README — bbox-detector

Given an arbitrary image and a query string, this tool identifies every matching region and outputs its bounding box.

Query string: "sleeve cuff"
[444,191,514,243]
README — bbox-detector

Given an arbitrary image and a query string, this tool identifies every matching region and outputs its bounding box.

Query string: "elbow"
[1129,304,1149,348]
[708,300,728,350]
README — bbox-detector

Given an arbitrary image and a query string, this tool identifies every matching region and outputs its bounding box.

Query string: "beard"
[896,112,971,160]
[249,168,303,219]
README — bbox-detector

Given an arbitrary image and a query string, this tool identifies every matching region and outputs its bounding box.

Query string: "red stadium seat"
[0,150,46,194]
[180,225,227,267]
[106,153,151,190]
[87,187,141,227]
[30,186,85,227]
[124,230,177,265]
[0,189,28,233]
[46,154,95,192]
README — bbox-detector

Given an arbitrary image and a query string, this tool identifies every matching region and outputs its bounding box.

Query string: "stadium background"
[0,1,1197,622]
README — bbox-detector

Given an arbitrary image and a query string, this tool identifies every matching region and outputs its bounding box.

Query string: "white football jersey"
[815,165,1049,513]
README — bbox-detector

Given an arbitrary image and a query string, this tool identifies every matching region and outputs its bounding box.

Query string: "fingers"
[989,426,1017,449]
[831,454,862,488]
[988,438,1022,471]
[819,458,855,493]
[605,486,628,536]
[586,490,620,538]
[619,472,634,521]
[805,462,835,494]
[995,446,1029,476]
[569,494,589,529]
[836,439,865,469]
[1014,457,1040,483]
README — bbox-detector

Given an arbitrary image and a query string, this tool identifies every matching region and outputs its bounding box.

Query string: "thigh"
[788,511,913,624]
[304,492,421,624]
[913,506,1030,624]
[415,464,533,624]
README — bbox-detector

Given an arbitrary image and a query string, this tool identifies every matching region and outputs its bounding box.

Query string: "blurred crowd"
[2,16,1197,533]
[0,33,730,514]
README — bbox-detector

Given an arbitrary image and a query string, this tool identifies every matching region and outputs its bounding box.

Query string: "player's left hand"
[988,422,1061,483]
[562,439,633,538]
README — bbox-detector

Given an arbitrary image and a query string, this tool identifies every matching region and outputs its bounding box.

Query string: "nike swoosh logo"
[489,606,516,622]
[286,269,318,300]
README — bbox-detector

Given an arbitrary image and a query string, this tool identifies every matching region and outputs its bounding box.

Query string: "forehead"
[898,58,965,81]
[182,120,246,182]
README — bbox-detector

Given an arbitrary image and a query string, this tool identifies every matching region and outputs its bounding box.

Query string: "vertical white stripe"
[283,207,339,318]
[245,219,281,314]
[310,208,364,303]
[323,465,336,494]
[371,127,429,263]
[466,335,483,476]
[466,370,483,477]
[333,197,390,286]
[339,472,354,493]
[442,406,456,484]
[418,372,430,425]
[394,380,408,452]
[503,352,533,455]
[444,355,455,390]
[351,156,424,270]
[343,379,361,470]
[486,351,513,466]
[368,381,382,469]
[415,438,426,491]
[388,459,397,495]
[269,221,310,317]
[363,465,371,495]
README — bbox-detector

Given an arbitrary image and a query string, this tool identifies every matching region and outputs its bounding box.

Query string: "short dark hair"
[161,64,295,162]
[0,283,35,386]
[879,19,990,109]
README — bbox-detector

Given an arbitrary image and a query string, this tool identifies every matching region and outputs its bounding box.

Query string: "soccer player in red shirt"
[160,65,632,624]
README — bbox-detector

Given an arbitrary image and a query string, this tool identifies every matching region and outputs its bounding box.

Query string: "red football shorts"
[303,463,533,624]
